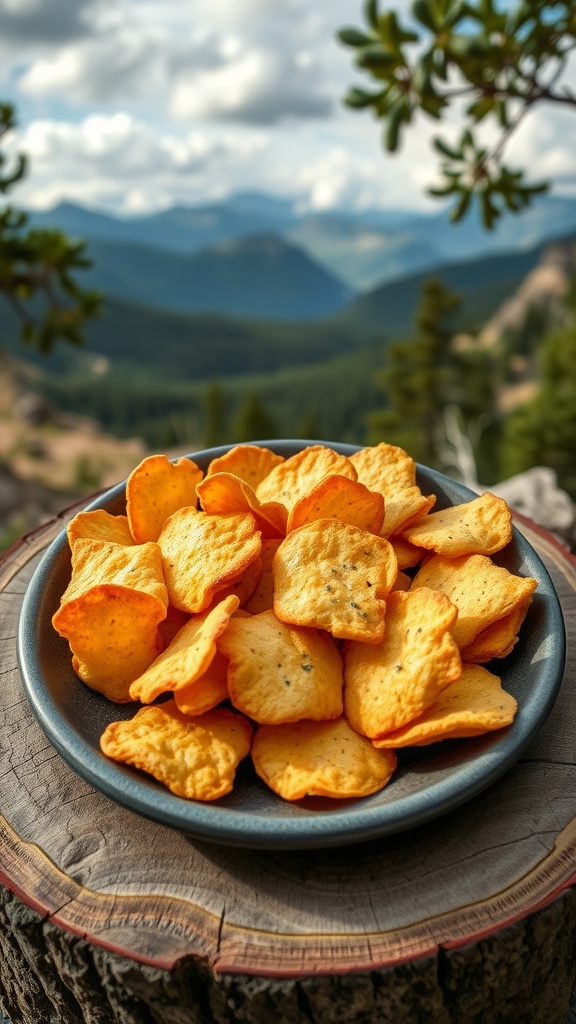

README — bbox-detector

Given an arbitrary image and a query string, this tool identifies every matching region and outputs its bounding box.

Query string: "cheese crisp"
[218,609,344,724]
[344,588,462,738]
[129,594,239,704]
[252,717,397,800]
[206,444,285,489]
[256,445,357,510]
[158,507,261,613]
[101,702,252,801]
[54,441,532,805]
[174,649,230,717]
[126,453,203,543]
[197,472,287,538]
[273,519,397,643]
[350,442,436,537]
[63,538,168,612]
[411,554,537,651]
[402,492,513,557]
[373,665,517,747]
[53,586,165,702]
[67,509,135,548]
[286,475,385,535]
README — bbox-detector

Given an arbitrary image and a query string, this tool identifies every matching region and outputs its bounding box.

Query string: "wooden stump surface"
[1,503,576,1023]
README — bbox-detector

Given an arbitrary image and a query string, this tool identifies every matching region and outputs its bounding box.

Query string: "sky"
[1,0,575,217]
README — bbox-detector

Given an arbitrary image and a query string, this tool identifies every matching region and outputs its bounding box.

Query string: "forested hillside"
[81,235,354,320]
[2,217,575,510]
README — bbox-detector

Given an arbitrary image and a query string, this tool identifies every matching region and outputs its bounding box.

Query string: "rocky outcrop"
[487,467,576,552]
[478,240,576,348]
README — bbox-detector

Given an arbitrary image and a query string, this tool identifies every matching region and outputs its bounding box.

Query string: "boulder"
[484,467,576,551]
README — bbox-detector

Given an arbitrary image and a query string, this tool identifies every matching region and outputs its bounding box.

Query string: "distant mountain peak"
[80,228,353,321]
[26,191,576,296]
[213,233,296,257]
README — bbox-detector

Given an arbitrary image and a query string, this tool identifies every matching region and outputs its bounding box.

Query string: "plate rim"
[17,439,567,849]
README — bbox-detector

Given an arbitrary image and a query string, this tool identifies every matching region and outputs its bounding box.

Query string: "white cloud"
[170,46,331,124]
[9,113,267,212]
[0,0,100,42]
[293,128,438,214]
[18,24,186,105]
[506,99,576,187]
[2,0,574,217]
[14,0,339,125]
[297,147,379,211]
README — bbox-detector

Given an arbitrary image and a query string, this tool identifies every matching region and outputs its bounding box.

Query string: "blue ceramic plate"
[17,441,566,849]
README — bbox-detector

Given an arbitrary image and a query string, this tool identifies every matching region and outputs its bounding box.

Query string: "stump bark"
[1,506,576,1024]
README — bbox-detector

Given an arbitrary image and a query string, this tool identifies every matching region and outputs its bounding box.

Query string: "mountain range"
[4,190,574,460]
[80,234,353,321]
[29,191,576,303]
[7,193,574,386]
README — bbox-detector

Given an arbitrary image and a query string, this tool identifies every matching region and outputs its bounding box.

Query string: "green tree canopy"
[0,101,101,353]
[367,278,461,463]
[367,277,497,469]
[233,390,278,443]
[500,292,576,498]
[338,0,576,228]
[203,381,228,448]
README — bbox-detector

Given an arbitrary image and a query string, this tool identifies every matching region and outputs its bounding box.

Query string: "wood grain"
[1,512,576,1022]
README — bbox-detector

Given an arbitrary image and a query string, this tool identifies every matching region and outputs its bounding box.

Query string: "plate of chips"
[18,440,565,849]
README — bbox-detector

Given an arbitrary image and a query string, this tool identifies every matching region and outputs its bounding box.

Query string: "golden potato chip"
[243,538,281,614]
[251,717,397,800]
[411,554,538,650]
[350,442,417,491]
[217,609,343,724]
[286,475,385,535]
[349,444,435,537]
[67,510,135,548]
[54,441,538,808]
[53,585,165,702]
[62,538,168,615]
[344,587,462,738]
[197,472,287,538]
[255,445,357,510]
[206,444,285,489]
[402,492,513,557]
[158,507,261,613]
[273,519,397,643]
[207,555,263,609]
[126,454,203,544]
[129,594,239,703]
[100,701,252,801]
[373,664,517,747]
[158,605,191,647]
[460,597,533,663]
[381,488,436,539]
[390,535,424,570]
[174,649,229,716]
[391,569,412,592]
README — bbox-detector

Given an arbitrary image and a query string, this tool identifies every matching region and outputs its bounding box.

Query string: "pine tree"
[233,391,277,443]
[203,382,228,449]
[0,102,101,352]
[500,313,576,498]
[367,277,461,465]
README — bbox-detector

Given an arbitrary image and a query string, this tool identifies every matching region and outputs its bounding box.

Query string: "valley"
[1,191,575,548]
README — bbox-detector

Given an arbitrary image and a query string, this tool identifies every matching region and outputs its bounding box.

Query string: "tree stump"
[1,506,576,1024]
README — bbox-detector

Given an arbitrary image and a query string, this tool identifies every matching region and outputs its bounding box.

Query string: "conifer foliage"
[0,102,101,353]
